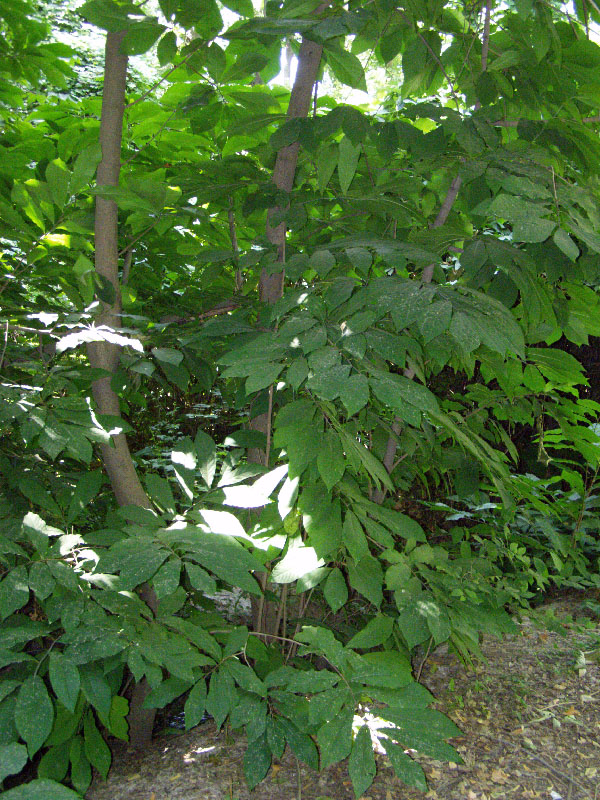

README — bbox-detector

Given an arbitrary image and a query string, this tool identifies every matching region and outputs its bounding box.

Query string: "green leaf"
[418,300,452,342]
[184,679,207,730]
[338,430,394,492]
[100,696,129,741]
[152,347,183,365]
[512,216,555,243]
[79,664,112,717]
[528,347,586,386]
[337,136,361,194]
[316,143,338,192]
[78,0,129,31]
[348,614,394,649]
[277,475,299,520]
[553,228,579,261]
[46,159,70,207]
[323,567,348,612]
[105,540,167,590]
[206,669,235,729]
[157,31,177,65]
[122,19,166,55]
[347,555,383,607]
[71,143,102,193]
[185,562,217,594]
[0,742,27,782]
[309,249,336,275]
[397,605,431,649]
[188,530,255,596]
[143,677,190,709]
[145,473,176,515]
[172,438,197,500]
[278,718,319,769]
[67,470,103,524]
[349,725,376,797]
[194,430,217,487]
[69,735,92,793]
[49,653,80,713]
[325,44,367,91]
[316,708,354,768]
[339,373,369,416]
[0,566,30,620]
[272,541,324,584]
[307,364,351,401]
[37,742,70,782]
[286,356,309,389]
[417,599,451,644]
[221,0,254,14]
[382,707,462,761]
[317,430,346,491]
[352,651,413,688]
[1,779,82,800]
[83,710,111,780]
[266,717,285,758]
[18,476,62,516]
[382,739,427,790]
[370,371,438,423]
[246,363,284,394]
[244,731,271,790]
[342,512,369,562]
[15,676,54,756]
[153,559,181,599]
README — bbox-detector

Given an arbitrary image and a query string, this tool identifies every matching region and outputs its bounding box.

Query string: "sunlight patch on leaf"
[56,326,143,353]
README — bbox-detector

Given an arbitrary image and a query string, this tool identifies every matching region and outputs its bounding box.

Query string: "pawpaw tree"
[1,0,600,797]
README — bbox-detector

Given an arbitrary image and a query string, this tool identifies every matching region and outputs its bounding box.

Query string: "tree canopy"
[1,0,600,797]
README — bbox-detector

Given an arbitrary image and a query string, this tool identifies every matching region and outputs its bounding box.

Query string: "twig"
[416,636,434,681]
[228,197,243,290]
[551,166,561,224]
[126,46,200,109]
[397,9,462,108]
[480,0,492,72]
[123,108,177,165]
[295,755,302,800]
[493,113,600,127]
[0,321,9,370]
[122,247,133,285]
[362,143,376,188]
[117,218,164,257]
[265,384,274,467]
[272,582,287,639]
[475,732,589,797]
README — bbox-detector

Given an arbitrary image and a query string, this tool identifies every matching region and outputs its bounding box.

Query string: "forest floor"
[87,596,600,800]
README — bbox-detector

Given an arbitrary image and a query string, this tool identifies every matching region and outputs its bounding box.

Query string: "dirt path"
[87,601,600,800]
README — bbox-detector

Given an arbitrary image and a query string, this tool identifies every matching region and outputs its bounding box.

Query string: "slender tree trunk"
[88,30,157,748]
[249,4,327,634]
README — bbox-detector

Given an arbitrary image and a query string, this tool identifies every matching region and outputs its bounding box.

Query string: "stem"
[228,196,242,290]
[89,30,157,748]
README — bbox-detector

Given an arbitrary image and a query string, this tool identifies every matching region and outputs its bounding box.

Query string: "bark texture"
[249,4,327,633]
[260,4,328,303]
[89,31,156,748]
[250,4,327,467]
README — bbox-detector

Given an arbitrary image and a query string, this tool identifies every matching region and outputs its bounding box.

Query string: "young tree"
[1,0,600,797]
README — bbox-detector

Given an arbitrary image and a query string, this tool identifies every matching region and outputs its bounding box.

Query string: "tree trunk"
[88,30,157,748]
[249,4,327,636]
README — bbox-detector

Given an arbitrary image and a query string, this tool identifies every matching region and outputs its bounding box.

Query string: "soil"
[86,598,600,800]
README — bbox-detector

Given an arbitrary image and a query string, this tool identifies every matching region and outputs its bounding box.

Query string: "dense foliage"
[1,0,600,797]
